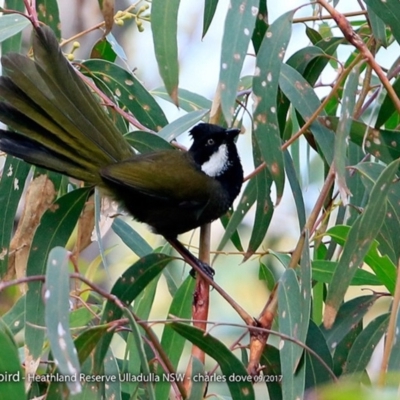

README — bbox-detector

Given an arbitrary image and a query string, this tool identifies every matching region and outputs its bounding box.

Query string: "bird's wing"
[100,150,219,203]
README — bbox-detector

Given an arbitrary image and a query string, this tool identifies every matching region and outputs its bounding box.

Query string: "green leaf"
[284,150,306,230]
[325,159,400,320]
[0,157,30,276]
[94,253,173,369]
[333,321,362,376]
[0,14,31,43]
[157,109,209,141]
[0,323,25,399]
[251,0,268,53]
[388,308,400,373]
[112,217,153,258]
[90,37,117,62]
[334,65,360,199]
[82,59,168,132]
[155,277,195,400]
[278,269,305,400]
[280,63,334,164]
[376,77,400,128]
[151,0,180,105]
[104,347,122,400]
[325,225,396,294]
[253,11,294,204]
[216,177,257,253]
[125,130,174,153]
[260,345,282,400]
[367,6,388,47]
[25,187,90,361]
[202,0,219,38]
[354,162,400,262]
[305,320,334,389]
[152,87,212,112]
[344,313,390,376]
[2,295,25,335]
[219,0,258,124]
[245,165,273,260]
[171,323,255,400]
[321,295,379,351]
[312,260,381,286]
[123,310,156,400]
[364,0,400,44]
[45,247,81,395]
[36,0,61,39]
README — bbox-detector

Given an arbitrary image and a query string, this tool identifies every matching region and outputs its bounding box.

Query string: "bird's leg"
[166,237,215,279]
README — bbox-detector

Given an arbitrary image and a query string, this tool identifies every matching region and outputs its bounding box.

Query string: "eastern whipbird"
[0,26,243,278]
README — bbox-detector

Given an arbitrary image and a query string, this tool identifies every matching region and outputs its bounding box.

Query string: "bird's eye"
[207,138,215,146]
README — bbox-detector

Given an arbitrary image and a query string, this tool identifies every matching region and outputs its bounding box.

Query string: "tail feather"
[0,26,134,184]
[0,129,98,182]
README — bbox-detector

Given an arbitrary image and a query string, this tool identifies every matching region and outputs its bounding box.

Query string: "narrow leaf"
[171,323,255,400]
[25,188,90,361]
[219,0,258,123]
[151,0,180,105]
[324,159,400,326]
[45,247,81,395]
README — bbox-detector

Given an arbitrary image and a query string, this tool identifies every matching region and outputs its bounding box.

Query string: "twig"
[378,257,400,386]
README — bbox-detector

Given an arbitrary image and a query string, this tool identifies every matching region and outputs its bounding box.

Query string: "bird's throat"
[201,144,228,177]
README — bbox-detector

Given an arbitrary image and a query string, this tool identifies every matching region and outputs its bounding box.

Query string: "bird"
[0,26,243,277]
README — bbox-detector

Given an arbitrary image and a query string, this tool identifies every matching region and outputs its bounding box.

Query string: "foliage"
[0,0,400,399]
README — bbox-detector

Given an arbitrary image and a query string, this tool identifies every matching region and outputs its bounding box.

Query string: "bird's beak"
[226,128,241,139]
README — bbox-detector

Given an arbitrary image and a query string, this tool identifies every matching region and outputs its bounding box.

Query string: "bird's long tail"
[0,25,133,185]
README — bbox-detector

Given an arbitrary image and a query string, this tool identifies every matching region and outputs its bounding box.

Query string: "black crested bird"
[0,26,243,277]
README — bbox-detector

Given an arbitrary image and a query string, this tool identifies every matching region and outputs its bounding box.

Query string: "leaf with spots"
[25,187,90,362]
[0,157,30,277]
[354,162,400,262]
[251,0,268,53]
[219,0,258,124]
[151,0,180,105]
[36,0,61,39]
[320,295,379,351]
[171,322,255,400]
[323,117,400,167]
[45,247,82,395]
[324,158,400,328]
[93,253,173,370]
[252,10,294,204]
[334,65,361,203]
[280,63,335,164]
[2,295,26,335]
[278,268,306,400]
[152,86,212,112]
[81,59,168,132]
[325,225,396,294]
[343,313,390,376]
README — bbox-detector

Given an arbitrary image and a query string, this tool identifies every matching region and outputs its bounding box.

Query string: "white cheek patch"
[201,144,228,177]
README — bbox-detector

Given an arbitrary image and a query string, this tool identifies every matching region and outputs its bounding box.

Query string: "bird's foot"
[190,261,215,279]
